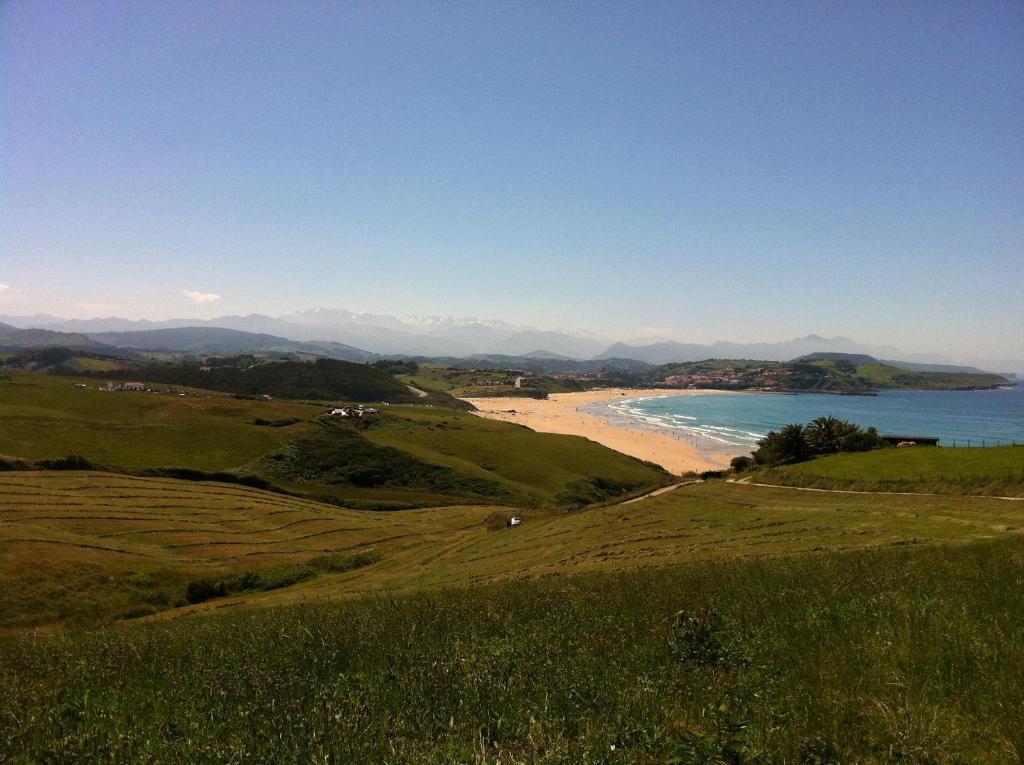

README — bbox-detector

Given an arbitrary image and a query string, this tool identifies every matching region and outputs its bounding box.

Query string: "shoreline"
[462,388,749,475]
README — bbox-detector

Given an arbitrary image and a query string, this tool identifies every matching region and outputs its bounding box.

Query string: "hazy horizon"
[4,303,1023,371]
[2,2,1022,363]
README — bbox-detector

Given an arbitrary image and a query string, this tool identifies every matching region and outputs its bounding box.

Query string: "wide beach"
[462,388,744,475]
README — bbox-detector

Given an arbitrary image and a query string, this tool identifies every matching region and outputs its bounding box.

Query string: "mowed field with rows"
[0,471,520,629]
[3,470,1022,629]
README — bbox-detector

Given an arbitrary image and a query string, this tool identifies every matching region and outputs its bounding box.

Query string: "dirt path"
[406,385,429,398]
[621,480,703,504]
[727,479,1024,501]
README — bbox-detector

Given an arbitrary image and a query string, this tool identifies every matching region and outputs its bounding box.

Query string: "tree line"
[732,416,888,470]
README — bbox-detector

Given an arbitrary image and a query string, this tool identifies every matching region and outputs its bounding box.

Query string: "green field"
[0,471,521,629]
[0,373,320,470]
[4,371,1024,761]
[399,366,588,398]
[760,445,1024,496]
[847,361,1010,389]
[0,373,667,508]
[2,537,1021,762]
[4,470,1021,629]
[358,405,666,506]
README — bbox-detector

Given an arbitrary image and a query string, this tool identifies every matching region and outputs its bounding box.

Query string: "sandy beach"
[463,388,742,475]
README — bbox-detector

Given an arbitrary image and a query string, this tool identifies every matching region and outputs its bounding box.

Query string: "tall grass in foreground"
[2,538,1023,763]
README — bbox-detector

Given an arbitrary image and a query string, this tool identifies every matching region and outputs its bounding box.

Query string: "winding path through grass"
[729,477,1024,501]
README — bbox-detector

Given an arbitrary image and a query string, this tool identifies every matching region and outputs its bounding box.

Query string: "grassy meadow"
[760,445,1024,496]
[2,537,1021,763]
[0,372,667,508]
[0,471,520,629]
[397,366,588,398]
[0,373,320,470]
[3,470,1021,630]
[4,370,1024,762]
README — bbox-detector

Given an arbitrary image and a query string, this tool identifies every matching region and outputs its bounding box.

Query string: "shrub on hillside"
[754,418,887,467]
[260,423,511,499]
[35,455,96,470]
[555,477,641,510]
[308,551,382,573]
[730,456,754,472]
[185,579,224,604]
[839,427,887,452]
[253,417,302,427]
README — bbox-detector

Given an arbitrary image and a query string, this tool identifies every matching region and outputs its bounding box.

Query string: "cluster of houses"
[104,381,147,392]
[663,367,796,390]
[328,406,380,418]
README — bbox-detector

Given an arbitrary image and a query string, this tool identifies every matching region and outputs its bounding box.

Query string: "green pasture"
[2,537,1021,762]
[0,373,666,508]
[362,406,667,506]
[3,471,1021,629]
[761,445,1024,495]
[0,372,319,470]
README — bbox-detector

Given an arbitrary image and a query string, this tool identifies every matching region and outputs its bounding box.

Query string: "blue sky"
[1,1,1022,361]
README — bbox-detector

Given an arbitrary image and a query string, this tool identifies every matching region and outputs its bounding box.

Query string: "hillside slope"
[3,471,1021,629]
[0,373,667,509]
[9,538,1023,763]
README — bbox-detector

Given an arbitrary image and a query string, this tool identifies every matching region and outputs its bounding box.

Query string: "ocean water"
[603,384,1024,452]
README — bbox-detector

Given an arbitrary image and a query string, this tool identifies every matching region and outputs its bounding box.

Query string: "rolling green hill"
[3,470,1023,761]
[759,445,1024,495]
[0,325,114,352]
[0,373,320,470]
[809,357,1010,390]
[0,372,667,509]
[93,357,456,405]
[645,357,1009,393]
[3,470,1021,629]
[398,366,590,398]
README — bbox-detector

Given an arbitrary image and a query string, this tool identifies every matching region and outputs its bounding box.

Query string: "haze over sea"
[606,385,1024,452]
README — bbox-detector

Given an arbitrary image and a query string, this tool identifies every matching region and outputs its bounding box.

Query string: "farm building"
[328,406,380,418]
[105,381,146,392]
[881,434,939,447]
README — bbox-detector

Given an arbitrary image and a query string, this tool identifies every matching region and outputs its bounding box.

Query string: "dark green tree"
[805,416,859,454]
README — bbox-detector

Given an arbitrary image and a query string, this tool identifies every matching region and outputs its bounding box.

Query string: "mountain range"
[1,310,1016,373]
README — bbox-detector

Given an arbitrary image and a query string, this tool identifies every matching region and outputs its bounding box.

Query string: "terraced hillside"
[4,471,1021,629]
[0,471,520,629]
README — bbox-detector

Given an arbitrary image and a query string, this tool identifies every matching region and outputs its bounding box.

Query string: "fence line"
[945,439,1022,448]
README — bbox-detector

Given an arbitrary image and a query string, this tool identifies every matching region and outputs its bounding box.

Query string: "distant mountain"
[2,310,614,358]
[520,350,574,360]
[598,341,712,365]
[0,324,115,351]
[487,330,607,359]
[0,314,201,333]
[882,360,988,375]
[797,352,990,375]
[7,310,1017,371]
[86,327,376,361]
[599,335,908,365]
[795,352,882,365]
[411,354,651,374]
[427,321,518,350]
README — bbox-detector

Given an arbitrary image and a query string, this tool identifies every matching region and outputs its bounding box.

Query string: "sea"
[592,384,1024,455]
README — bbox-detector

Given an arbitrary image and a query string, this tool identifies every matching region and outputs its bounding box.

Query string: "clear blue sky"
[2,1,1022,361]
